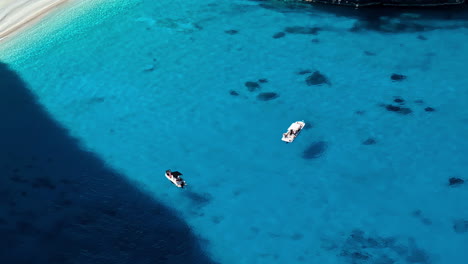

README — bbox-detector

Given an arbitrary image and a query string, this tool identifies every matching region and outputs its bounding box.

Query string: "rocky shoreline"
[299,0,465,7]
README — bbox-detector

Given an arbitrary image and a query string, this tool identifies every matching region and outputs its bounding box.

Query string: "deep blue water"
[1,1,468,263]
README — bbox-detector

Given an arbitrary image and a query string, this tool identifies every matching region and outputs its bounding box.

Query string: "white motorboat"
[281,121,305,143]
[165,170,186,188]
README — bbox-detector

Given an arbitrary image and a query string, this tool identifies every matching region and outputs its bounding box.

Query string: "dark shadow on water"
[0,62,217,264]
[302,141,328,159]
[255,0,468,33]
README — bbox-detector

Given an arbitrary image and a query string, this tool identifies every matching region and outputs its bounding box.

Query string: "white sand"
[0,0,69,40]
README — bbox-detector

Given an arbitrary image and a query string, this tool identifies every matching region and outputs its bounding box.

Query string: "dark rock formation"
[296,0,465,7]
[384,104,412,115]
[225,29,238,35]
[424,107,436,112]
[229,90,239,96]
[306,71,330,86]
[297,69,312,75]
[448,177,464,186]
[418,35,428,40]
[257,92,279,101]
[362,138,377,145]
[391,73,407,81]
[245,81,260,92]
[272,32,286,39]
[364,51,376,56]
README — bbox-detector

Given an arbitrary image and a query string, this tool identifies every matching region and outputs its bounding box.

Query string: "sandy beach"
[0,0,69,40]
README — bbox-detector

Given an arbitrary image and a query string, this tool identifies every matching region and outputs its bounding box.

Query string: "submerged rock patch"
[391,73,407,81]
[297,69,312,75]
[306,71,330,86]
[324,229,432,264]
[257,92,279,101]
[245,81,260,92]
[224,29,238,35]
[229,90,239,96]
[272,32,286,39]
[362,138,377,145]
[417,35,428,40]
[448,177,464,186]
[384,104,412,115]
[424,107,436,112]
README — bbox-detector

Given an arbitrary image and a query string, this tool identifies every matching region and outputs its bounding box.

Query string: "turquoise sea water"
[1,0,468,263]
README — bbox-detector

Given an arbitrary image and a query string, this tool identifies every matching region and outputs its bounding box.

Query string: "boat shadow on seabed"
[0,62,217,264]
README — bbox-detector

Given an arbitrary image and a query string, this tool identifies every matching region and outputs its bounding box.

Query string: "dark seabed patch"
[272,32,286,39]
[364,51,376,56]
[257,92,279,101]
[384,104,413,115]
[297,69,312,75]
[323,229,432,264]
[183,190,213,208]
[393,97,405,104]
[284,26,321,35]
[391,73,407,81]
[306,71,330,86]
[229,90,239,96]
[448,177,464,186]
[411,210,432,225]
[362,138,377,145]
[311,38,320,43]
[417,35,428,40]
[225,29,238,35]
[291,233,304,240]
[453,219,468,233]
[424,107,436,112]
[245,81,261,92]
[211,216,224,224]
[302,141,327,159]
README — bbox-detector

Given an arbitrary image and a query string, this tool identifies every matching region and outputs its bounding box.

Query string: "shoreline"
[0,0,70,42]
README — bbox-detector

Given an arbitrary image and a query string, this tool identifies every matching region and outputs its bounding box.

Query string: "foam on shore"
[0,0,69,40]
[0,0,133,63]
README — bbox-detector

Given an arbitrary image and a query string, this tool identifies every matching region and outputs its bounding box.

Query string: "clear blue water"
[1,0,468,263]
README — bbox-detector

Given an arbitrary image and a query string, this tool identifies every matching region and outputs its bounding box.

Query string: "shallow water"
[1,0,468,263]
